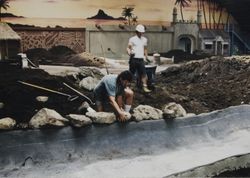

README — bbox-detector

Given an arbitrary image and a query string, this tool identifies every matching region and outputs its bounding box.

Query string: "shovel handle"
[63,83,95,105]
[68,95,79,101]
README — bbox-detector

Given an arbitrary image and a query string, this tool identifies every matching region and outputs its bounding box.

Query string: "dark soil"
[133,56,250,114]
[25,47,104,67]
[1,55,250,125]
[152,49,212,63]
[25,46,76,65]
[214,167,250,177]
[0,65,87,123]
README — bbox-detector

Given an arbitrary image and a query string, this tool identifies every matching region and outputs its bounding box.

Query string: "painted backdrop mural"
[2,0,231,28]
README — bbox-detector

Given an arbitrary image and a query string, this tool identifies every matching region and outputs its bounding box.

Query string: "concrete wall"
[86,25,174,59]
[11,24,206,59]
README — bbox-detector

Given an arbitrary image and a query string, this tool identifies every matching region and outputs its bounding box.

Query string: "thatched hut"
[0,23,21,60]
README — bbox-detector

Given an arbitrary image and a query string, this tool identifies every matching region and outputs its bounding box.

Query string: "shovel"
[63,82,95,105]
[18,81,79,101]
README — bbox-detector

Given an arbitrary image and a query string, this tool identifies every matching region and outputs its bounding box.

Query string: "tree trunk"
[212,1,216,29]
[0,8,2,22]
[202,0,208,29]
[208,0,211,29]
[180,5,184,22]
[197,0,200,10]
[217,7,223,29]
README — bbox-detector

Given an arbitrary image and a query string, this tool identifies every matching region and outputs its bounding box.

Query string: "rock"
[124,112,132,121]
[0,102,4,109]
[78,67,104,79]
[0,117,16,130]
[66,114,92,127]
[29,108,69,128]
[163,102,187,119]
[79,76,100,91]
[16,122,29,129]
[163,109,175,118]
[36,96,49,103]
[86,112,116,124]
[186,113,196,118]
[132,105,163,122]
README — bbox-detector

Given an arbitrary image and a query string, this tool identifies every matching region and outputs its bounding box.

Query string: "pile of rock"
[0,102,192,130]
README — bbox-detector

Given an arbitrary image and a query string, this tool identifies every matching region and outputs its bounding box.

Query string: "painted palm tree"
[208,0,212,29]
[201,0,208,29]
[211,0,217,29]
[196,0,201,11]
[175,0,191,22]
[0,0,9,22]
[208,0,217,29]
[131,15,138,25]
[202,0,223,29]
[122,6,134,26]
[215,1,224,29]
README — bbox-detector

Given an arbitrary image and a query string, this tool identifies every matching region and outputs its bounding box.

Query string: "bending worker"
[93,70,134,122]
[127,24,151,93]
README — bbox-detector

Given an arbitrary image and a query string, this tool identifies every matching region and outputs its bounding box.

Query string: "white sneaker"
[143,86,151,93]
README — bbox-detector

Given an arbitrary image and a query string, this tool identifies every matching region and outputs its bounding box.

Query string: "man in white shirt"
[127,24,151,93]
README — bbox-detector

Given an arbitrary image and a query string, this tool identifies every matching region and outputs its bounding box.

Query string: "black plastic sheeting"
[1,105,250,174]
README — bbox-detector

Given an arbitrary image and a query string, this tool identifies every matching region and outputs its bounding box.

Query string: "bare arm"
[144,46,148,59]
[127,44,133,56]
[108,95,126,122]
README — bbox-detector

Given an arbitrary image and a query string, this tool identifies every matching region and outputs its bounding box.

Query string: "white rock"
[66,114,92,127]
[124,112,132,121]
[163,102,187,119]
[132,105,163,122]
[79,76,100,91]
[0,102,4,109]
[0,117,16,130]
[86,112,116,124]
[36,96,49,103]
[29,108,68,128]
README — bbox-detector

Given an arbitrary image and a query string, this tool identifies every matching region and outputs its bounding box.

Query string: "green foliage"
[121,6,134,26]
[174,0,191,21]
[0,0,10,21]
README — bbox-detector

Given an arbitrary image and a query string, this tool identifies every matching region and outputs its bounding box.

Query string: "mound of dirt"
[0,67,89,123]
[1,55,250,125]
[160,49,211,63]
[25,48,51,65]
[25,47,104,67]
[49,45,76,57]
[67,52,105,67]
[136,55,250,114]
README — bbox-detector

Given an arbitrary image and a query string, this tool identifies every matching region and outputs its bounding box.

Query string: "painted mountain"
[0,13,23,18]
[87,9,125,20]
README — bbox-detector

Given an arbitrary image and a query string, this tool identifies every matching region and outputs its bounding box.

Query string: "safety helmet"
[135,24,145,33]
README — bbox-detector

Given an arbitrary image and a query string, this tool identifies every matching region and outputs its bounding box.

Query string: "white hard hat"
[135,24,145,33]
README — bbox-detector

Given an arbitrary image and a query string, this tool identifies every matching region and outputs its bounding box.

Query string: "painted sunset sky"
[3,0,231,28]
[6,0,199,21]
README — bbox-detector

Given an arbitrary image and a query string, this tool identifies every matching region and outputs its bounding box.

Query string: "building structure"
[0,23,21,60]
[7,6,249,60]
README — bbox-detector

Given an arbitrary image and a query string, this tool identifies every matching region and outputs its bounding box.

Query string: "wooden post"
[5,40,9,59]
